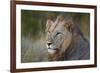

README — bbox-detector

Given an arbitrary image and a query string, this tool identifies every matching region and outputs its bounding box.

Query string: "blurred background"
[21,10,90,63]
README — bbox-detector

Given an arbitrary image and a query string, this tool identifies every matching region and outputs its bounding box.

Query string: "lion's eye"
[56,32,61,36]
[54,32,62,38]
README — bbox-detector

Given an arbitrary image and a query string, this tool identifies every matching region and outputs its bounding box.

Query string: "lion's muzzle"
[46,42,59,54]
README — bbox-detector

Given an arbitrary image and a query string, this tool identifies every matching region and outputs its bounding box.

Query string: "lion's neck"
[63,34,90,60]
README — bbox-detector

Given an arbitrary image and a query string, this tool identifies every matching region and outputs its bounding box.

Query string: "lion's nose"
[47,43,52,46]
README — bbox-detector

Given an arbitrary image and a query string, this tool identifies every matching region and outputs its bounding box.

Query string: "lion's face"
[46,15,73,61]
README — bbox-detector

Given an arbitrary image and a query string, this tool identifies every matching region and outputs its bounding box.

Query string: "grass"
[21,36,49,63]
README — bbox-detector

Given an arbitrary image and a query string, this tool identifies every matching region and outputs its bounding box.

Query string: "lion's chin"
[48,49,57,54]
[48,48,59,54]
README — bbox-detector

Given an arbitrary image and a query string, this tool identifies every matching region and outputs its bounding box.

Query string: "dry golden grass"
[21,36,48,63]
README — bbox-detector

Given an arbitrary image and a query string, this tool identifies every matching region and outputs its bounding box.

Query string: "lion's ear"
[46,19,54,32]
[64,20,73,32]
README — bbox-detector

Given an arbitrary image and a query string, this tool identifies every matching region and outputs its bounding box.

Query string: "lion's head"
[46,15,74,61]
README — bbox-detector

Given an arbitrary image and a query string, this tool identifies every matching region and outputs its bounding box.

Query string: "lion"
[46,15,90,61]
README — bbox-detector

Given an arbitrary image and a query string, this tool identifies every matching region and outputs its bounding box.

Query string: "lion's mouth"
[48,48,59,54]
